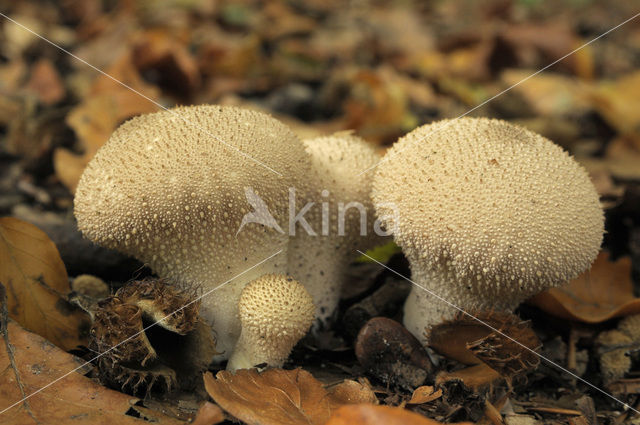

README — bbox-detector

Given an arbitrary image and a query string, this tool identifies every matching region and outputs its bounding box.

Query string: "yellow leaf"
[0,217,90,350]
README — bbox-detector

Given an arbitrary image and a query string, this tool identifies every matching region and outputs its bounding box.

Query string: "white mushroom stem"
[227,274,315,371]
[288,132,387,327]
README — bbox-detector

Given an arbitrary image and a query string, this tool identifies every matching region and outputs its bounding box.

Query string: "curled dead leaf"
[325,404,475,425]
[204,368,332,425]
[191,402,225,425]
[54,53,159,192]
[407,385,443,405]
[435,363,502,394]
[0,217,90,351]
[327,379,378,409]
[528,252,640,323]
[204,368,378,425]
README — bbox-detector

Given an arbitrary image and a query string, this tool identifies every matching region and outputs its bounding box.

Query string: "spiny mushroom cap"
[288,132,385,325]
[372,118,603,307]
[228,274,315,370]
[75,105,307,277]
[302,131,382,249]
[75,105,309,357]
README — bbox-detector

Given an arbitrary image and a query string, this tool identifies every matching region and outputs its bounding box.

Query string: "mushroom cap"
[227,274,315,370]
[372,118,603,308]
[287,132,385,325]
[75,105,309,357]
[302,131,383,249]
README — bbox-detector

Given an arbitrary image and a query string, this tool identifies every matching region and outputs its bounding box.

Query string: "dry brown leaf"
[407,385,442,405]
[191,402,225,425]
[435,363,502,393]
[25,59,65,105]
[54,53,159,192]
[0,286,183,425]
[528,252,640,323]
[589,71,640,136]
[204,368,378,425]
[500,70,590,117]
[204,368,332,425]
[325,404,474,425]
[0,217,90,350]
[132,30,201,96]
[327,379,378,409]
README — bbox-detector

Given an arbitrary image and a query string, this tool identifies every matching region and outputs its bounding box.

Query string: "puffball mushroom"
[227,274,315,371]
[74,105,311,359]
[372,118,604,339]
[288,132,386,326]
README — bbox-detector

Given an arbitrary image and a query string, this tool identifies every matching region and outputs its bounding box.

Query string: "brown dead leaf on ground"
[204,368,378,425]
[589,71,640,136]
[435,363,502,394]
[191,402,225,425]
[407,386,442,405]
[528,252,640,323]
[54,53,159,192]
[325,404,475,425]
[25,59,65,105]
[327,379,378,409]
[0,217,90,351]
[0,285,183,425]
[500,70,591,117]
[132,29,201,97]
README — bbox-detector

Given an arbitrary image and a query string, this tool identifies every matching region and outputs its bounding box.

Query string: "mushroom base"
[198,257,288,363]
[402,272,524,343]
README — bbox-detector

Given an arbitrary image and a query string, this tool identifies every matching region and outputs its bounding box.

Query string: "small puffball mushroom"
[288,132,386,326]
[227,274,315,371]
[372,118,604,339]
[75,105,311,360]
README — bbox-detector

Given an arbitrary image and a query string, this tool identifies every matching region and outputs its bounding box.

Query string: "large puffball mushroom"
[74,105,310,360]
[372,118,604,339]
[227,274,315,371]
[288,132,386,326]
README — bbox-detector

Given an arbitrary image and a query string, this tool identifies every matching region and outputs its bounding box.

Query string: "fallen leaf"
[589,71,640,136]
[327,379,378,409]
[191,402,225,425]
[0,217,90,350]
[132,29,201,97]
[407,386,442,405]
[54,53,159,192]
[325,404,474,425]
[528,252,640,323]
[435,363,501,393]
[204,368,378,425]
[0,284,183,425]
[500,70,590,117]
[25,59,65,105]
[204,368,332,425]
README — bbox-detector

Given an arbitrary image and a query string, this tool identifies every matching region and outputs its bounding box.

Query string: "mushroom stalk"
[288,132,387,327]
